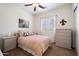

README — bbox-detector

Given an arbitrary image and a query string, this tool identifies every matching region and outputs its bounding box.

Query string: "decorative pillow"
[28,32,34,35]
[23,32,29,37]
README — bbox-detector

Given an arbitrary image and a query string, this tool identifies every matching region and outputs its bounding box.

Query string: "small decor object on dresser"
[19,18,29,28]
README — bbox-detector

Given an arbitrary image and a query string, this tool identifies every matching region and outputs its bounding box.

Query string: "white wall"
[34,4,74,42]
[34,4,73,31]
[74,4,79,56]
[0,3,34,35]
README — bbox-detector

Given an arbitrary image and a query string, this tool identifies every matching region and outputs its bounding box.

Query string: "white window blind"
[41,16,56,32]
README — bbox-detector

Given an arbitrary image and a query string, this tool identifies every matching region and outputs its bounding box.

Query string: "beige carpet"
[3,44,77,56]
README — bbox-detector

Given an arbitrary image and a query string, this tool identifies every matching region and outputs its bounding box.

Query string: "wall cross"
[60,19,67,26]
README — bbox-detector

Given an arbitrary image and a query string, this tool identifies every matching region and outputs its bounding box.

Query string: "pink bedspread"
[18,35,51,56]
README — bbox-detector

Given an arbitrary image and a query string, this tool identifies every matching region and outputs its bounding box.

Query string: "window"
[41,16,56,32]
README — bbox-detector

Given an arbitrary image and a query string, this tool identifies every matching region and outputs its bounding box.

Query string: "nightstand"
[1,36,16,52]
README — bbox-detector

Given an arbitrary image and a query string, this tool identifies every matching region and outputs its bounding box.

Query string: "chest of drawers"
[55,29,72,49]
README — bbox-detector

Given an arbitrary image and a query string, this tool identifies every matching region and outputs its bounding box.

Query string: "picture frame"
[18,18,29,28]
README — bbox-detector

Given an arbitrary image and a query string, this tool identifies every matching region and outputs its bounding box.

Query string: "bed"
[17,31,52,56]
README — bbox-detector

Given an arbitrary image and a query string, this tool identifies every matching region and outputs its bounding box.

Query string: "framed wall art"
[18,18,29,28]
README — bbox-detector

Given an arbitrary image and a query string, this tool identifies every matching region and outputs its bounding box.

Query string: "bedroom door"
[41,16,56,42]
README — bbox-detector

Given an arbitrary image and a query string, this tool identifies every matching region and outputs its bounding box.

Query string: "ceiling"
[18,3,71,14]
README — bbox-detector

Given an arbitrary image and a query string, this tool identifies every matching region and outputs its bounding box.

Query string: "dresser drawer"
[56,29,71,33]
[56,41,71,49]
[56,35,71,40]
[56,32,71,37]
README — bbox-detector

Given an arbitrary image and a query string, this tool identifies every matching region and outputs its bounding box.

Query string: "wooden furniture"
[0,38,2,50]
[1,36,16,52]
[55,29,72,49]
[0,50,3,56]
